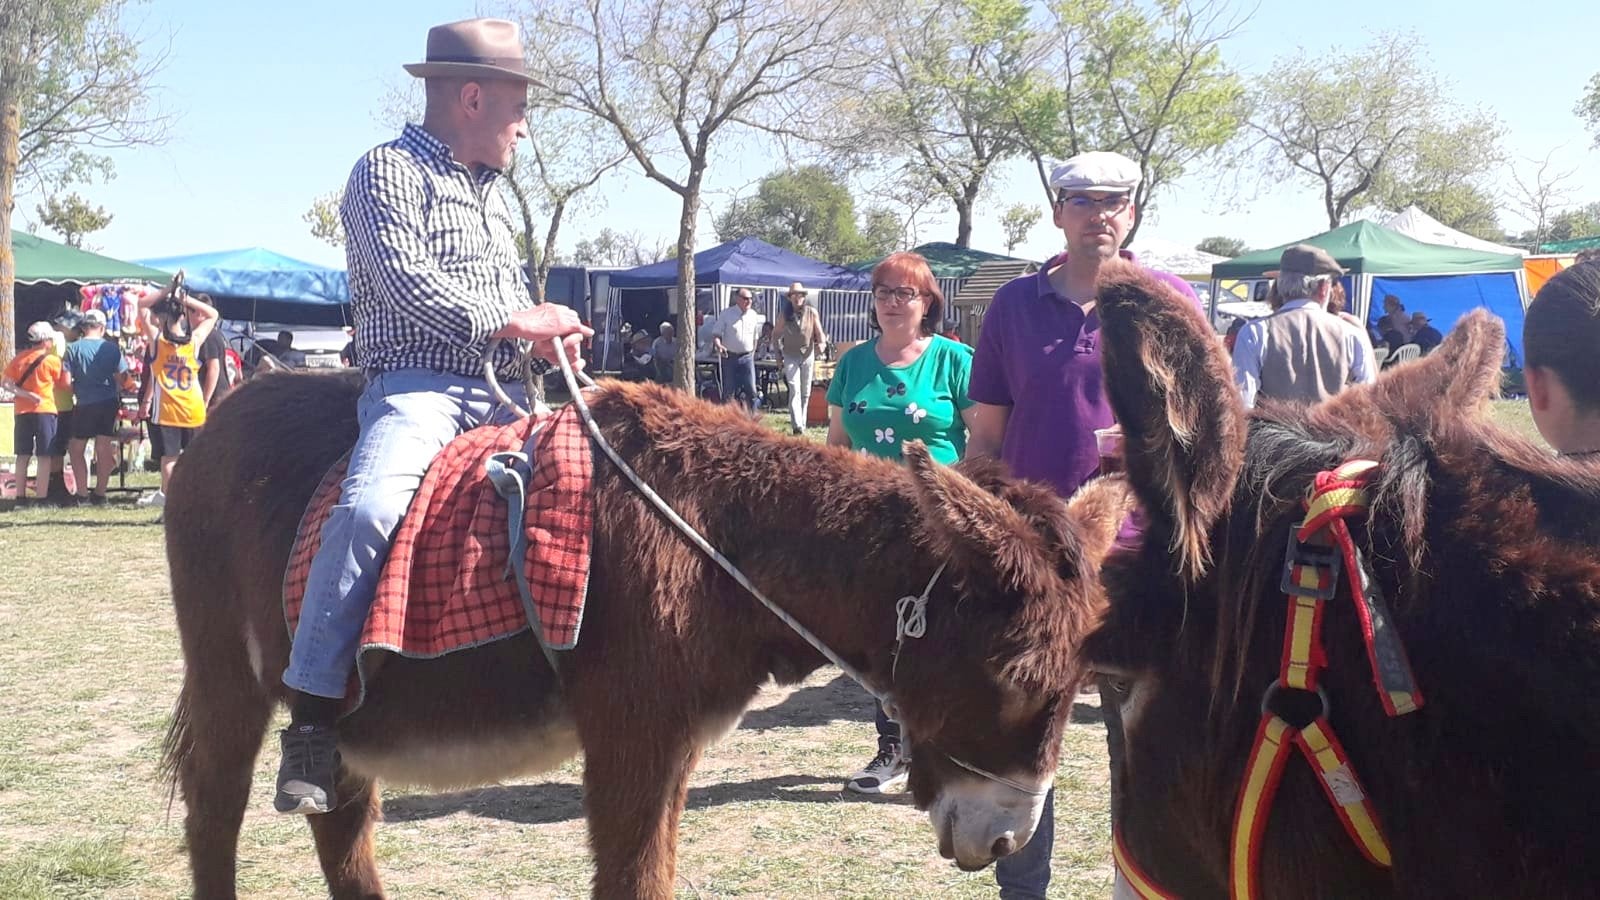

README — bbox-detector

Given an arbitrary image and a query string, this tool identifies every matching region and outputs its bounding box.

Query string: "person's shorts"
[47,409,74,456]
[14,412,57,456]
[152,424,199,457]
[70,401,120,440]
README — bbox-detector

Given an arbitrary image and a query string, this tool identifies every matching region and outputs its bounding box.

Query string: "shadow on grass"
[383,772,901,825]
[1070,701,1104,724]
[739,673,873,731]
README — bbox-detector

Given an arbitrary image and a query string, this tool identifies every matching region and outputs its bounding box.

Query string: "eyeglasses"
[736,294,753,301]
[1056,193,1131,214]
[872,285,921,303]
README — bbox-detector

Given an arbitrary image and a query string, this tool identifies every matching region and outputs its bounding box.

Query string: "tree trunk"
[1,88,19,367]
[954,192,976,248]
[539,199,568,306]
[673,170,704,395]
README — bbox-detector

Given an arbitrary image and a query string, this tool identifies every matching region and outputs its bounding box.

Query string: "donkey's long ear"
[1368,309,1504,428]
[903,441,1054,598]
[1096,262,1247,579]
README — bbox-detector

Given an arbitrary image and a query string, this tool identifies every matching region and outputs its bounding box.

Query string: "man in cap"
[276,18,592,816]
[61,308,128,505]
[2,322,71,504]
[1231,244,1374,408]
[965,150,1198,898]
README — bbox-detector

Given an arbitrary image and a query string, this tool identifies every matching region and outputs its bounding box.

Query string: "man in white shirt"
[710,288,765,410]
[1233,244,1375,408]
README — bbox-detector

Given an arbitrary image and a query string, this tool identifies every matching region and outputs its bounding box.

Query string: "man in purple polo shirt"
[966,150,1196,899]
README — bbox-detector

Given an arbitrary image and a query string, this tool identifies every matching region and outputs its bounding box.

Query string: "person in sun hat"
[1232,243,1373,408]
[274,17,593,818]
[1409,310,1444,354]
[772,280,828,434]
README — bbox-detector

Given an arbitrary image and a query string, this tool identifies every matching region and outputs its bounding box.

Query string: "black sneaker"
[275,723,340,814]
[88,493,107,507]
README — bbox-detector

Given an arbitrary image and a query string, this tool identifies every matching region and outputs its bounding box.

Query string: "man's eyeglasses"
[872,285,921,303]
[737,294,753,301]
[1056,193,1131,213]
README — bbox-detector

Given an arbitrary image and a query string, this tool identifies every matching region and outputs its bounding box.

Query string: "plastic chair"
[1384,343,1421,369]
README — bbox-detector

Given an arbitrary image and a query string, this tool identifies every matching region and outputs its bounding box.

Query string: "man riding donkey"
[274,18,591,814]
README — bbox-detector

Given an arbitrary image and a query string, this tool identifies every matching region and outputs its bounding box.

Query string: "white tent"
[1382,206,1526,257]
[1128,237,1226,280]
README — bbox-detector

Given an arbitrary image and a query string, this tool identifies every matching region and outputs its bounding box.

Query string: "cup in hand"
[1094,426,1125,475]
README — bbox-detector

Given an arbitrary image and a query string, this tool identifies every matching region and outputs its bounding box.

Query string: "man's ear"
[1526,365,1550,414]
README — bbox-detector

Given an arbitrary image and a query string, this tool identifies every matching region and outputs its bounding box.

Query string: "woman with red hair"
[826,250,979,793]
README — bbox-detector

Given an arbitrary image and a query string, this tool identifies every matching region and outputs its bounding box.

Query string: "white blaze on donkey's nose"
[929,771,1050,870]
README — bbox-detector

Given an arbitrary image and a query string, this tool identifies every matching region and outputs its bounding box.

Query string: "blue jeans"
[720,352,758,410]
[996,787,1054,899]
[283,369,525,698]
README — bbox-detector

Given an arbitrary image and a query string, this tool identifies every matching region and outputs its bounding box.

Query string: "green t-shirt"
[827,336,974,464]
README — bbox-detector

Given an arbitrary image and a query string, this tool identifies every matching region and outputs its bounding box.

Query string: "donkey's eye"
[1104,677,1132,696]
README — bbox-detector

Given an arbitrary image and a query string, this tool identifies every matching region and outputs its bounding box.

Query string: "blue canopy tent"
[135,248,351,326]
[609,237,873,291]
[603,238,874,369]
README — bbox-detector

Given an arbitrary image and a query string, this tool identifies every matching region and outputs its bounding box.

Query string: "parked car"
[223,323,352,378]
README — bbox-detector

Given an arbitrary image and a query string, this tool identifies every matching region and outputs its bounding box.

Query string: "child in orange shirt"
[2,321,73,501]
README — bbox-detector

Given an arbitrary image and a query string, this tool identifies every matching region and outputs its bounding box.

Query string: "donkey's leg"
[176,674,274,900]
[581,733,703,900]
[307,770,385,900]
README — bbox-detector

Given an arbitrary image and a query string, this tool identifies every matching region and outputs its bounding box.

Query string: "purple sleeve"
[967,292,1012,406]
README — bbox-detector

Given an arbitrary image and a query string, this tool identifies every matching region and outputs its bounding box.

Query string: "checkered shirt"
[283,405,594,703]
[341,122,549,381]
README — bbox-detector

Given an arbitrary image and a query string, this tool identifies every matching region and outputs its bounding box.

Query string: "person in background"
[1409,311,1444,354]
[43,311,81,503]
[62,309,127,505]
[772,281,827,435]
[1232,245,1373,408]
[965,150,1200,899]
[651,321,678,385]
[828,250,977,795]
[2,321,71,504]
[276,330,308,368]
[621,330,656,382]
[1524,261,1600,458]
[1327,281,1379,378]
[137,284,218,514]
[1378,293,1412,347]
[194,294,233,408]
[710,288,764,411]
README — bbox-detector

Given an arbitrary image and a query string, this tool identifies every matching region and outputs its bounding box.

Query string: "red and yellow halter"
[1115,461,1424,899]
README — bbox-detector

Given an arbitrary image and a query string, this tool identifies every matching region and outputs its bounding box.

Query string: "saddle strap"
[485,445,563,678]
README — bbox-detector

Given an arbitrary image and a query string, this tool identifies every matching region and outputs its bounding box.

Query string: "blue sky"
[17,0,1599,268]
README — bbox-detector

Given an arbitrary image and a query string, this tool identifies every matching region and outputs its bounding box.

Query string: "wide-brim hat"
[787,281,809,296]
[403,18,537,85]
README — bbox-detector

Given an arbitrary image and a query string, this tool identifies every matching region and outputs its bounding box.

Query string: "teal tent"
[1538,235,1600,253]
[11,230,171,285]
[1211,221,1529,365]
[851,242,1034,279]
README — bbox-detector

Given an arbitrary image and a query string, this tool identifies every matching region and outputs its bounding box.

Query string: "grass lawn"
[0,399,1546,898]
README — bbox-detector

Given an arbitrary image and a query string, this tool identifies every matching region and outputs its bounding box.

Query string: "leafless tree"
[1509,151,1578,251]
[517,0,873,391]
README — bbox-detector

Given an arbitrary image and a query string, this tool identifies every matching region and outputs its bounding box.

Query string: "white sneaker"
[845,745,909,794]
[137,490,166,508]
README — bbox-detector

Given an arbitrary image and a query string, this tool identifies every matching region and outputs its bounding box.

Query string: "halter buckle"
[1279,528,1342,600]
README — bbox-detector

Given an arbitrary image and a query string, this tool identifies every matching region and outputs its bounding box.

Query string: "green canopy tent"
[8,230,172,347]
[852,241,1035,279]
[1210,221,1530,364]
[12,230,173,285]
[1538,234,1600,253]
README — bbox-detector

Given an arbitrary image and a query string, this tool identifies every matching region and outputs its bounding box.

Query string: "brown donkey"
[160,375,1131,899]
[1084,263,1600,898]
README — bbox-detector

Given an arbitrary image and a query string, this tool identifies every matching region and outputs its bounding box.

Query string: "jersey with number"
[151,337,208,428]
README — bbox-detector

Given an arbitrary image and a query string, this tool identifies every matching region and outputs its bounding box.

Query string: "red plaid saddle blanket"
[283,404,595,684]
